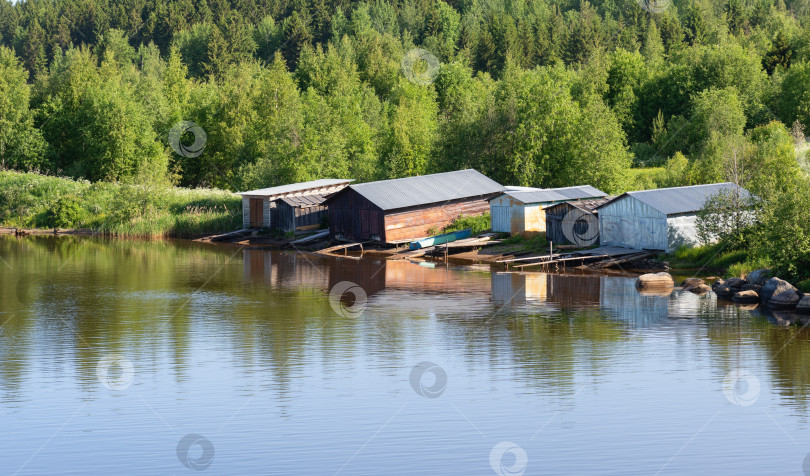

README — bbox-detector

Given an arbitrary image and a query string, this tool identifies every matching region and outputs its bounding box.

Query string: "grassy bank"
[0,171,241,237]
[661,244,768,277]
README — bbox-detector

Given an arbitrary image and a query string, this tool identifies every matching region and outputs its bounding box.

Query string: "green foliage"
[778,61,810,129]
[501,234,549,252]
[441,213,490,235]
[0,47,47,171]
[0,171,241,237]
[728,257,773,279]
[662,243,752,272]
[49,195,86,228]
[0,0,806,240]
[628,167,666,190]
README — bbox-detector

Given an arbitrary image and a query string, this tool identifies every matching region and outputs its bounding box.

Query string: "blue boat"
[409,228,472,250]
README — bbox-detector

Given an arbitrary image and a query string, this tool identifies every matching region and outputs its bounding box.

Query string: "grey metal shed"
[595,182,750,253]
[489,185,607,237]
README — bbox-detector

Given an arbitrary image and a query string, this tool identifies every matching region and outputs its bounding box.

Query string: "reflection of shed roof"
[238,179,353,199]
[497,185,606,204]
[278,194,327,208]
[596,182,750,216]
[341,169,504,211]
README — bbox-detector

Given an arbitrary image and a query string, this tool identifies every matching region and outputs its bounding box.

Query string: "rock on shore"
[732,290,760,304]
[760,277,798,304]
[636,272,674,290]
[745,268,772,286]
[797,296,810,313]
[681,278,711,294]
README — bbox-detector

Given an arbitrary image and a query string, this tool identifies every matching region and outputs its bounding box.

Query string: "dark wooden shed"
[325,169,504,243]
[544,197,610,246]
[238,179,352,230]
[273,194,328,233]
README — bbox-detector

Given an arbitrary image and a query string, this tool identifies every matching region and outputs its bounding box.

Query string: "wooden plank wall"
[328,191,385,241]
[383,199,490,243]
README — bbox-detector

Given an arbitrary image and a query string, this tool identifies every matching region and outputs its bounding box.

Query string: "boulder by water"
[689,284,712,294]
[745,268,772,286]
[797,295,810,313]
[769,290,801,309]
[715,285,736,299]
[732,290,760,304]
[682,278,705,289]
[741,284,762,293]
[636,272,674,290]
[760,277,797,303]
[725,277,747,289]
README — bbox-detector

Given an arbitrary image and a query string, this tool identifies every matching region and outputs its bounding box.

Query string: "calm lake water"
[2,236,810,475]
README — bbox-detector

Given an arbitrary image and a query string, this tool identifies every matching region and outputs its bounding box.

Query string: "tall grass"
[661,243,770,277]
[0,171,241,237]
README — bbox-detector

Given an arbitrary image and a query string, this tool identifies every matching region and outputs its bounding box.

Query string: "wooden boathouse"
[238,179,353,230]
[489,185,606,238]
[596,182,750,253]
[325,169,504,243]
[544,197,611,245]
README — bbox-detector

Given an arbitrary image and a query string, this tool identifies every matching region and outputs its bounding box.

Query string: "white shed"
[595,182,750,253]
[238,179,353,229]
[489,185,606,237]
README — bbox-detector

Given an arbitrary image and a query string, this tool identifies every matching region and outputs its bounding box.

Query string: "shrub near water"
[0,171,241,236]
[441,213,491,235]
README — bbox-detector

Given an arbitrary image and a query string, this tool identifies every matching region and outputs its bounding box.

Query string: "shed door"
[491,206,510,233]
[249,198,263,227]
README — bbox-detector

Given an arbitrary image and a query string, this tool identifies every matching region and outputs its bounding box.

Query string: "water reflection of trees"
[2,237,810,412]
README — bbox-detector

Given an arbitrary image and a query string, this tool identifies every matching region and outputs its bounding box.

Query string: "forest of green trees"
[1,0,809,190]
[0,0,809,273]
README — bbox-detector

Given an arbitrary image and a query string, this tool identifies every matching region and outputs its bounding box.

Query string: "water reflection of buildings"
[491,271,713,327]
[243,250,747,329]
[242,250,493,315]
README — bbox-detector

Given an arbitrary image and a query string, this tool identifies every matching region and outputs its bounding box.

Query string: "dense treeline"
[1,0,809,275]
[1,0,809,193]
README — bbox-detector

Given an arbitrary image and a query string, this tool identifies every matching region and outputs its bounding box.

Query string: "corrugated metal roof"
[502,185,607,204]
[238,179,353,198]
[345,169,504,211]
[558,197,613,213]
[597,182,751,215]
[278,194,327,207]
